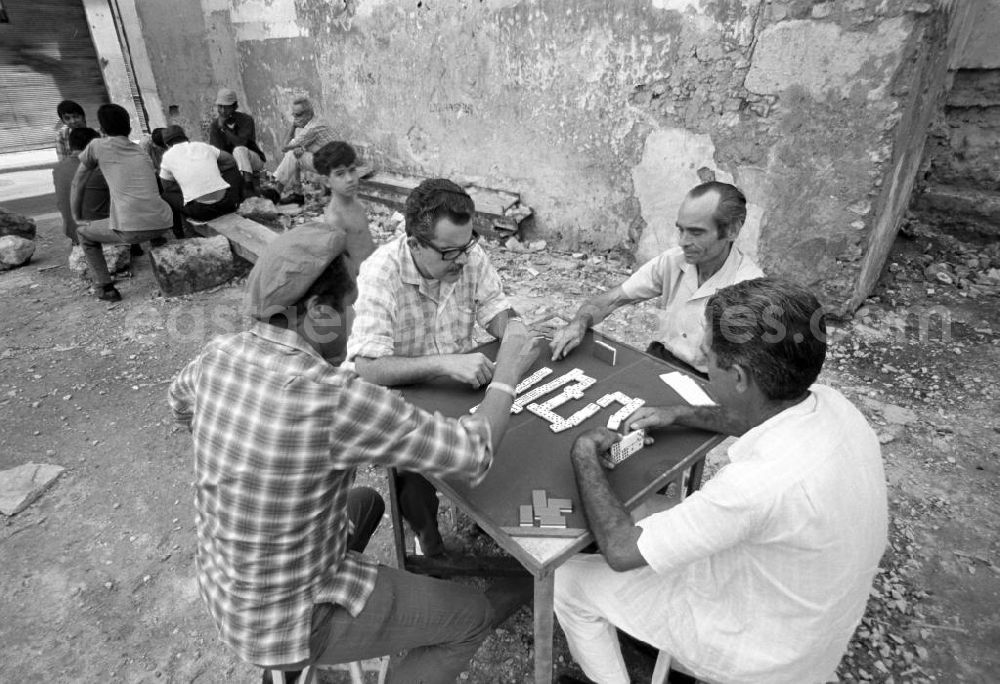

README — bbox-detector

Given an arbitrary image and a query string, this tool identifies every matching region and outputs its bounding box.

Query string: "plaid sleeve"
[346,252,399,360]
[293,125,318,150]
[168,356,200,429]
[55,126,72,161]
[471,248,512,329]
[330,375,494,485]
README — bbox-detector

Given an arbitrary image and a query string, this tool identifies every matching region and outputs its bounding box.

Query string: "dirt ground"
[1,203,998,683]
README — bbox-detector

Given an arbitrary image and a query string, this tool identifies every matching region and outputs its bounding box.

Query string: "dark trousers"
[162,168,243,238]
[296,487,529,683]
[645,341,708,380]
[395,471,444,555]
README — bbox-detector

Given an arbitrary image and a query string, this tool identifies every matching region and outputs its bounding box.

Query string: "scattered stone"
[0,207,37,240]
[237,196,279,221]
[882,404,918,426]
[0,463,65,516]
[67,244,130,278]
[0,235,35,270]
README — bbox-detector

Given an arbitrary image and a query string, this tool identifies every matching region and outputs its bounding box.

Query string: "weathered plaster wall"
[136,0,954,310]
[133,0,219,139]
[910,0,999,238]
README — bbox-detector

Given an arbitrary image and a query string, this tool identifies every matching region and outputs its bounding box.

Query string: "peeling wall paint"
[132,0,955,310]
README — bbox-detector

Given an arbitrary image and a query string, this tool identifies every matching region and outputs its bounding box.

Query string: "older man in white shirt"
[550,181,763,377]
[554,277,887,684]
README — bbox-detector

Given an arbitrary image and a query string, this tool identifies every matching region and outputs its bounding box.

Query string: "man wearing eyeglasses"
[347,178,522,557]
[272,95,337,204]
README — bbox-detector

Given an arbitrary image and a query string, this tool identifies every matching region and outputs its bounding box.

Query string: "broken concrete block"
[148,235,238,296]
[0,235,35,270]
[0,206,37,240]
[67,244,131,278]
[0,463,64,516]
[238,196,279,222]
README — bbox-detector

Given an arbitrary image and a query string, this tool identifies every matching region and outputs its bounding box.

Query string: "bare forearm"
[485,308,519,340]
[669,405,749,437]
[570,443,643,570]
[573,288,632,328]
[355,355,448,386]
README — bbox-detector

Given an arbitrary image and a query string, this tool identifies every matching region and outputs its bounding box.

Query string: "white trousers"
[554,554,679,684]
[274,149,315,191]
[231,146,264,175]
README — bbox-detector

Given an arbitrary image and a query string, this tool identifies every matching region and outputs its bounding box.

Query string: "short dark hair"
[57,100,85,119]
[688,181,747,238]
[150,128,166,148]
[266,253,356,327]
[404,178,475,242]
[313,141,357,176]
[68,127,100,152]
[97,104,131,137]
[706,277,827,401]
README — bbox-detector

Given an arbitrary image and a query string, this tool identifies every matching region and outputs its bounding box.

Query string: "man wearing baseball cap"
[169,222,541,681]
[208,87,266,194]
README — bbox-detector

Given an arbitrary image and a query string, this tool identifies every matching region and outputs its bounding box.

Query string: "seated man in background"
[159,125,242,230]
[347,178,522,557]
[68,128,110,228]
[170,223,539,682]
[208,87,266,194]
[550,181,762,377]
[72,104,174,302]
[273,95,336,205]
[554,277,887,684]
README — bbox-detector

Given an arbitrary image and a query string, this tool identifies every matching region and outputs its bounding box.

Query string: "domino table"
[393,330,724,683]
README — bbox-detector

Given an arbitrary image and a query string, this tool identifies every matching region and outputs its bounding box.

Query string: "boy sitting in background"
[54,100,86,161]
[51,101,88,244]
[314,141,367,254]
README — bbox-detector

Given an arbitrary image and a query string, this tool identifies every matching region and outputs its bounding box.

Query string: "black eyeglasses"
[416,232,479,261]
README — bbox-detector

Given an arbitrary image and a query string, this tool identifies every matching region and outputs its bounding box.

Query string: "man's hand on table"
[549,318,587,361]
[440,353,496,387]
[625,406,690,433]
[494,319,545,383]
[570,427,620,466]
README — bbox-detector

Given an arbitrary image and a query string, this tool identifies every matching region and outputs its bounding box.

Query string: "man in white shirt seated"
[159,125,242,229]
[550,181,763,377]
[554,277,888,684]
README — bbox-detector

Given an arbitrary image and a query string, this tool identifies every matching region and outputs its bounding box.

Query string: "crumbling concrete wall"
[912,0,1000,238]
[133,0,957,311]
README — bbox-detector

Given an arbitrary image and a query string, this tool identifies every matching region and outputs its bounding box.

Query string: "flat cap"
[215,88,238,106]
[161,125,187,147]
[245,222,347,320]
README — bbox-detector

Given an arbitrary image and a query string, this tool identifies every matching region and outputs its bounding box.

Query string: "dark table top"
[399,330,722,571]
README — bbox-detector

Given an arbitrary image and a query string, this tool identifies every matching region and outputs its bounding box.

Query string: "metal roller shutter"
[0,0,109,153]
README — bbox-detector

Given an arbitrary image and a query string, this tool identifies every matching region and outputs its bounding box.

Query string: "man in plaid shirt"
[169,221,541,682]
[273,95,338,204]
[347,178,522,558]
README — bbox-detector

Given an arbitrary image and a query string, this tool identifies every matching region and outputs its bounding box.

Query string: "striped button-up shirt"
[347,234,511,360]
[168,323,492,667]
